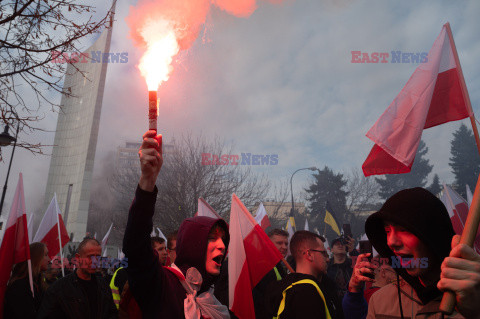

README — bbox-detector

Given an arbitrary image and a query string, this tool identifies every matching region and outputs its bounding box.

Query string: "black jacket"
[123,186,229,319]
[326,257,353,299]
[266,273,344,319]
[37,270,117,319]
[253,261,287,319]
[3,276,44,319]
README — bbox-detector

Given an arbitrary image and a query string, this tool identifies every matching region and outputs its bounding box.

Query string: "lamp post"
[289,167,318,226]
[0,123,19,216]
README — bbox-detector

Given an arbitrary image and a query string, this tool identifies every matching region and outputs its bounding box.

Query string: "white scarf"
[170,264,230,319]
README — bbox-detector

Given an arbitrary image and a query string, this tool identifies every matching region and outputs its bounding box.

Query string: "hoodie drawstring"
[396,274,405,319]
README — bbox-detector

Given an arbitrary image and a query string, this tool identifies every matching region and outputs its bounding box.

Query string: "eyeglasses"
[309,249,329,258]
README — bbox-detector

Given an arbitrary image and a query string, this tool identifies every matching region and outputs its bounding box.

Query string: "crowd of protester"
[3,130,480,318]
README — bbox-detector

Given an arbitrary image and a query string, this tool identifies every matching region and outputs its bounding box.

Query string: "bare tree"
[345,168,381,213]
[342,168,381,237]
[89,133,273,243]
[0,0,115,160]
[153,133,271,232]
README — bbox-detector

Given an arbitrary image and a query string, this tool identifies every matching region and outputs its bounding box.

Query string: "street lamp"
[0,123,19,216]
[290,166,318,228]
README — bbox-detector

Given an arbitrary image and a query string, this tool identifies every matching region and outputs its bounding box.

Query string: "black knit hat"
[365,187,455,303]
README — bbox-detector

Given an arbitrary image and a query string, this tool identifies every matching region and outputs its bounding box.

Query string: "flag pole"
[444,22,480,155]
[23,212,34,297]
[440,22,480,314]
[55,196,65,278]
[281,257,295,274]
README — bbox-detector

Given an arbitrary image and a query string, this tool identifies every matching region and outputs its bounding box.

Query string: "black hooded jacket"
[264,273,344,319]
[365,187,455,305]
[123,186,229,319]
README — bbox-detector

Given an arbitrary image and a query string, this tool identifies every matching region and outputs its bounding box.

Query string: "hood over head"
[365,187,455,304]
[175,216,229,292]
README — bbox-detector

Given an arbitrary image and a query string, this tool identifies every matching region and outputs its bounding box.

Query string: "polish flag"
[363,23,472,176]
[254,203,271,230]
[466,184,473,208]
[441,184,480,252]
[157,227,167,242]
[0,174,32,317]
[27,214,34,242]
[102,223,113,253]
[229,194,283,318]
[197,197,222,219]
[304,219,310,231]
[33,194,70,258]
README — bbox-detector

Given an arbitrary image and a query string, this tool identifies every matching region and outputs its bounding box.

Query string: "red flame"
[127,0,286,91]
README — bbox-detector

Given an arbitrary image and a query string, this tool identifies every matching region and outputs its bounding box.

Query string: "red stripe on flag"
[425,68,469,129]
[38,215,69,258]
[58,214,70,250]
[14,215,29,264]
[362,144,413,176]
[260,216,271,231]
[41,224,61,257]
[231,261,255,318]
[450,214,464,235]
[0,215,30,317]
[244,225,283,287]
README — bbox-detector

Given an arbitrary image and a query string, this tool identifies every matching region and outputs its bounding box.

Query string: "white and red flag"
[101,223,113,252]
[254,203,271,230]
[197,197,222,219]
[0,174,32,316]
[304,219,310,231]
[27,213,34,242]
[229,194,283,319]
[33,194,70,258]
[441,184,480,252]
[157,227,167,242]
[363,23,472,176]
[466,184,473,208]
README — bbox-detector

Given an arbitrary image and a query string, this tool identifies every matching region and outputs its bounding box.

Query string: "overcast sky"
[1,0,479,217]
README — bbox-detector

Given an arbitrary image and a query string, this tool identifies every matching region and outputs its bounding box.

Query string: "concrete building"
[43,11,114,242]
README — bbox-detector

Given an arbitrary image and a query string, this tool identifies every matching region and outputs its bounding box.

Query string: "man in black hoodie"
[123,130,230,318]
[343,187,480,318]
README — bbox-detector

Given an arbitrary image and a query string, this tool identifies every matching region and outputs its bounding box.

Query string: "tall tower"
[44,4,115,242]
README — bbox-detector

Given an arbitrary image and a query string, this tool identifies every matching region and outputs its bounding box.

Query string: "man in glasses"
[266,231,344,318]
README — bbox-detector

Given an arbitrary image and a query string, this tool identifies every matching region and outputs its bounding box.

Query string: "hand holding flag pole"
[440,22,480,315]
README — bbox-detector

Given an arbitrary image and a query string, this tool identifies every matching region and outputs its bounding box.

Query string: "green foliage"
[375,140,433,200]
[449,124,480,198]
[305,166,365,240]
[427,174,442,196]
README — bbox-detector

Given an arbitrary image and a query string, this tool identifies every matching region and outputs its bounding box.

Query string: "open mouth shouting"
[212,254,224,268]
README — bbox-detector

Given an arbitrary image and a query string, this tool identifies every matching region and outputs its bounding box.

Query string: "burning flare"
[138,19,180,91]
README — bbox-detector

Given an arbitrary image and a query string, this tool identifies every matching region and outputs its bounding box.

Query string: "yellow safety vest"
[275,279,331,319]
[273,266,282,281]
[110,267,123,309]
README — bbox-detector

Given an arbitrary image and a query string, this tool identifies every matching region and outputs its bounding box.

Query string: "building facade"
[43,16,114,242]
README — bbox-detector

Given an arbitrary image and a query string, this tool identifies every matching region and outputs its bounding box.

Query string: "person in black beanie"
[343,187,480,319]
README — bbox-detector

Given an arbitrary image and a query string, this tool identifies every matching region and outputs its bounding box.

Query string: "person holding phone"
[342,187,480,319]
[327,234,359,299]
